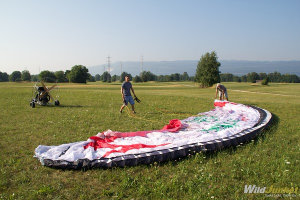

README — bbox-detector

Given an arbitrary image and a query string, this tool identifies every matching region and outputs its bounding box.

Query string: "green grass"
[0,81,299,199]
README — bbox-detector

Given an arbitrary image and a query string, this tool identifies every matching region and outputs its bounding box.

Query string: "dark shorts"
[124,96,135,105]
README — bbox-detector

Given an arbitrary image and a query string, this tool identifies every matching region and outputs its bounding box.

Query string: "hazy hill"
[88,60,300,76]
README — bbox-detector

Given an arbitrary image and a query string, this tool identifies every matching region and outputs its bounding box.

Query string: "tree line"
[0,66,194,83]
[95,71,194,83]
[0,65,92,83]
[1,53,299,84]
[220,72,299,83]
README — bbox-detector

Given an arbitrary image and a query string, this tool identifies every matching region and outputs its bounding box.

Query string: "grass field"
[0,81,299,199]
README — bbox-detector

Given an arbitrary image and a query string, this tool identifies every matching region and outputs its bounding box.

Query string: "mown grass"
[0,81,299,199]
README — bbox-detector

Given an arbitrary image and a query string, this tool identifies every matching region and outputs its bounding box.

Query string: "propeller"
[39,81,57,101]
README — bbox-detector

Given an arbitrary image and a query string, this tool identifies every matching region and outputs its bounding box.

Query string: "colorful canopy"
[35,100,272,169]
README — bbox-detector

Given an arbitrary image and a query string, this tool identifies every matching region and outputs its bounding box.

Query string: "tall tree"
[133,75,142,82]
[21,70,31,81]
[65,70,71,82]
[241,75,247,82]
[39,70,56,82]
[195,51,221,87]
[0,72,9,82]
[31,75,40,82]
[259,73,267,80]
[9,71,22,82]
[55,71,68,82]
[69,65,89,83]
[111,75,117,82]
[101,71,111,82]
[95,74,101,81]
[87,73,96,82]
[181,72,189,81]
[246,72,259,83]
[140,71,156,82]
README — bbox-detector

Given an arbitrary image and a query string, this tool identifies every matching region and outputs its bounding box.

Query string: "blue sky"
[0,0,300,74]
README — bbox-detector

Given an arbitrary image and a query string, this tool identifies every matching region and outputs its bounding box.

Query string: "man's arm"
[121,86,124,100]
[215,88,218,98]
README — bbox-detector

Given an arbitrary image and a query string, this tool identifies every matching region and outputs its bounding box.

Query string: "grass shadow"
[58,105,85,108]
[31,104,86,108]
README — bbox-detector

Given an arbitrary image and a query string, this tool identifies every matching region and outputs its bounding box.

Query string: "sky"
[0,0,300,74]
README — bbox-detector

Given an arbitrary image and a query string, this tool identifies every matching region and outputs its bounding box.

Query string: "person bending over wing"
[215,83,229,101]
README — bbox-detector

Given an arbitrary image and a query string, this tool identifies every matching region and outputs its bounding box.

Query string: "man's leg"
[120,97,127,113]
[225,91,229,101]
[129,96,136,113]
[131,104,135,113]
[120,104,126,113]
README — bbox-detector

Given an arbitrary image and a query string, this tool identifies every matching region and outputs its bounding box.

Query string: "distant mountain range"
[88,60,300,76]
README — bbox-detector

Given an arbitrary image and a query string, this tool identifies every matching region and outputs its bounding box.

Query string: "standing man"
[215,83,229,101]
[120,75,136,114]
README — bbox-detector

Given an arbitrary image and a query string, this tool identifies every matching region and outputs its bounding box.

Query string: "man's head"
[125,75,130,82]
[217,83,220,88]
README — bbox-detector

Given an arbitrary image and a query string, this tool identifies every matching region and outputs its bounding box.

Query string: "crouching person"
[215,83,229,101]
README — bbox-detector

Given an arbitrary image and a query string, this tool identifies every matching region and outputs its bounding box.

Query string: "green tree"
[111,75,117,82]
[133,75,142,82]
[140,71,156,82]
[261,77,269,85]
[39,70,56,82]
[95,74,101,81]
[241,75,247,82]
[220,73,234,82]
[281,74,299,83]
[0,72,9,82]
[69,65,89,83]
[246,72,259,83]
[55,71,68,82]
[65,70,71,82]
[87,73,96,82]
[9,71,22,82]
[31,75,40,82]
[170,73,180,81]
[181,72,189,81]
[157,75,165,82]
[289,74,300,83]
[268,71,282,82]
[101,71,111,82]
[233,76,241,82]
[195,51,221,87]
[21,70,31,81]
[259,73,267,80]
[189,76,195,81]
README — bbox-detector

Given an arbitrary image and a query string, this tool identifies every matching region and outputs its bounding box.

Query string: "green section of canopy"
[188,115,239,133]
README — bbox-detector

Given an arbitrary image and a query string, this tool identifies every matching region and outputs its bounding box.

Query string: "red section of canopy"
[214,101,238,107]
[83,119,182,157]
[214,101,228,107]
[161,119,182,132]
[84,136,168,157]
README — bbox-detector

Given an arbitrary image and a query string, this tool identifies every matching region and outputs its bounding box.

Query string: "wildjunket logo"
[244,185,298,197]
